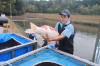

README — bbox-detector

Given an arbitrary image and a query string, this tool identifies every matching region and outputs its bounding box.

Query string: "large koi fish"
[25,23,59,38]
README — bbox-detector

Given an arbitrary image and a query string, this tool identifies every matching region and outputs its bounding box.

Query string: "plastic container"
[0,33,37,61]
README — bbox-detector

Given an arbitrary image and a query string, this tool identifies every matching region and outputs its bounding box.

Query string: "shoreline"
[12,13,100,27]
[72,22,98,27]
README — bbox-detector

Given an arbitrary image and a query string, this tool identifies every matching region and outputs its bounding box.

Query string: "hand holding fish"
[25,22,59,39]
[43,33,52,41]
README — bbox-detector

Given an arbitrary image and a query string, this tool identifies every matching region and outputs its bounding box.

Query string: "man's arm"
[44,34,66,41]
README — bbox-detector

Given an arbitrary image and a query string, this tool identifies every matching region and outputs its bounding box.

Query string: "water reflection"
[74,23,98,35]
[74,31,97,60]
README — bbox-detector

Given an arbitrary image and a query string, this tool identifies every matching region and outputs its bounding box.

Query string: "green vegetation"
[14,22,28,37]
[74,24,98,34]
[0,0,100,15]
[25,0,100,15]
[0,0,25,15]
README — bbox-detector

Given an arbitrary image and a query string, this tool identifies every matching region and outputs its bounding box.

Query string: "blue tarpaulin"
[0,33,30,44]
[11,34,30,44]
[12,49,86,66]
[0,33,34,61]
[0,33,11,43]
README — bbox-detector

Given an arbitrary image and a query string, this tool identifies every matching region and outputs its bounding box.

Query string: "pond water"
[74,31,97,61]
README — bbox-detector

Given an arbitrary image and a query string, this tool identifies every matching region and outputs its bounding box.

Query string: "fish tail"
[30,22,37,33]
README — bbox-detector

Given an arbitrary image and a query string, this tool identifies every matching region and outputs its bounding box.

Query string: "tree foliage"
[0,0,100,15]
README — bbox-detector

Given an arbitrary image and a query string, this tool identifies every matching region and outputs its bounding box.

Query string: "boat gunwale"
[0,33,37,54]
[1,46,99,66]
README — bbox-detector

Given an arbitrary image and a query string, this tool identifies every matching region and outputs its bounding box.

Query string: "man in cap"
[44,9,75,54]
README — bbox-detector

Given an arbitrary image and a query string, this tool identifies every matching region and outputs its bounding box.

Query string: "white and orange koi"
[25,23,59,39]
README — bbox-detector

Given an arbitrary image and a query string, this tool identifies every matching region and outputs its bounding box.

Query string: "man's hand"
[43,33,65,41]
[43,34,52,41]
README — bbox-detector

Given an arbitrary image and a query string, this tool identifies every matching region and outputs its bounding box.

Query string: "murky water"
[73,24,98,61]
[74,31,97,61]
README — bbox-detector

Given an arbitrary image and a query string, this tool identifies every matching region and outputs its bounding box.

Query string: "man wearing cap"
[44,9,75,54]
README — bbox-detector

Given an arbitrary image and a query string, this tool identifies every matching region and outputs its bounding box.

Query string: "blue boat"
[0,33,37,61]
[0,46,98,66]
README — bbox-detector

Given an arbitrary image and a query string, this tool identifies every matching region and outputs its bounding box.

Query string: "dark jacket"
[58,23,75,54]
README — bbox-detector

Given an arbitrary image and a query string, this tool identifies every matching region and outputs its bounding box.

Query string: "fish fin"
[30,22,37,33]
[25,29,33,34]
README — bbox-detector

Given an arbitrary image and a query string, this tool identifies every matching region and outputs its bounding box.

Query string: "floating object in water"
[25,23,59,39]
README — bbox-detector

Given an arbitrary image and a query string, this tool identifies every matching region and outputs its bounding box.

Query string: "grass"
[73,24,98,34]
[14,22,28,37]
[24,13,100,24]
[12,13,99,35]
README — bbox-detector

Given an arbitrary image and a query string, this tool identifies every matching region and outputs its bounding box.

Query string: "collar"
[60,20,70,25]
[65,20,70,25]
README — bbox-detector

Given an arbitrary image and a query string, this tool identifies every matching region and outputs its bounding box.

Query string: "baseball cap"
[59,9,70,16]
